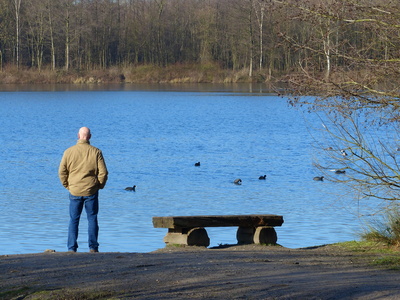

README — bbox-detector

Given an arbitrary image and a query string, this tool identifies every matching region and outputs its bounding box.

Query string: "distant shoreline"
[0,64,271,85]
[0,62,327,90]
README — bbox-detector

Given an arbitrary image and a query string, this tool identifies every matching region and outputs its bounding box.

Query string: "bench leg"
[163,227,210,247]
[237,226,277,245]
[236,227,255,244]
[254,226,277,245]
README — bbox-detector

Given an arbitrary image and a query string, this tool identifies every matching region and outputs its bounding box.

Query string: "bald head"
[78,127,91,140]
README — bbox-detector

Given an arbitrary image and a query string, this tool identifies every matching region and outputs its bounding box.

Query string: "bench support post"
[163,227,210,247]
[253,226,278,244]
[236,227,255,244]
[237,226,277,245]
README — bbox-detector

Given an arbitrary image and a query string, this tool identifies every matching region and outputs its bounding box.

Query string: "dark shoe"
[90,249,99,253]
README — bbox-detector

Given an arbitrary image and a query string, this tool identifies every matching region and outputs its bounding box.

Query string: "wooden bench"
[152,214,284,247]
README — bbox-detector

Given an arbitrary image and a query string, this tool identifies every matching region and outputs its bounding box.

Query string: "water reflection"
[0,82,280,93]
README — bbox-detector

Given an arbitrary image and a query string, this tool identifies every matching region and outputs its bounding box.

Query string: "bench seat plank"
[152,214,284,229]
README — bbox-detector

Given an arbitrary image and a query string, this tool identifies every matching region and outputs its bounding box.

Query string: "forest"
[1,0,399,84]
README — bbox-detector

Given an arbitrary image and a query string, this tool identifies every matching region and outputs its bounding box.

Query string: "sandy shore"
[1,244,400,299]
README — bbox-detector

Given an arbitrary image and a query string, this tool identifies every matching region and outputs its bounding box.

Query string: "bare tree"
[11,0,22,68]
[63,0,71,70]
[276,0,400,210]
[252,0,266,71]
[26,0,49,70]
[46,0,57,70]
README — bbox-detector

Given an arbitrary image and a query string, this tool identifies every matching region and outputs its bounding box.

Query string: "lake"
[0,83,376,254]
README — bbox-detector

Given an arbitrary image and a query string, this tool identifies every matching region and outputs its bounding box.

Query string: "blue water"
[0,85,375,254]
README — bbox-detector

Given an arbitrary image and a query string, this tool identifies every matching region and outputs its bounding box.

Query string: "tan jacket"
[59,139,108,196]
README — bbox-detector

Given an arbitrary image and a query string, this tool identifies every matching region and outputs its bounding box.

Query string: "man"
[59,127,108,253]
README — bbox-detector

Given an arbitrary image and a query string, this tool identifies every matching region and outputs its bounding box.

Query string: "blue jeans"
[68,192,99,252]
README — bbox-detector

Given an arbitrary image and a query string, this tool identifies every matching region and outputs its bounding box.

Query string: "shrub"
[362,205,400,248]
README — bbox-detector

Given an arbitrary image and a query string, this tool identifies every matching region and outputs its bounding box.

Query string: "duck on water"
[125,185,136,191]
[234,178,242,185]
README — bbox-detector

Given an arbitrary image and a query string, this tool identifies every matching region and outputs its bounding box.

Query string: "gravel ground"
[1,244,400,299]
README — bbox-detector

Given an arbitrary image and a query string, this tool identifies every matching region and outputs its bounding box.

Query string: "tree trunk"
[64,1,71,71]
[47,0,56,71]
[13,0,22,68]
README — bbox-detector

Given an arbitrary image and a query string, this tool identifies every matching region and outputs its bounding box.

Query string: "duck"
[259,175,267,180]
[330,169,346,174]
[313,176,324,181]
[125,185,136,191]
[233,178,242,185]
[334,170,346,174]
[194,162,201,166]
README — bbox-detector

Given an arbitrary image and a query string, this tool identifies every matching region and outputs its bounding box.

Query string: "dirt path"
[1,244,400,299]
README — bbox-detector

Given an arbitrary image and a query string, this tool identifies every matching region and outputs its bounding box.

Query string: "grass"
[335,240,396,253]
[354,206,400,270]
[331,240,400,270]
[361,206,400,248]
[371,256,400,270]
